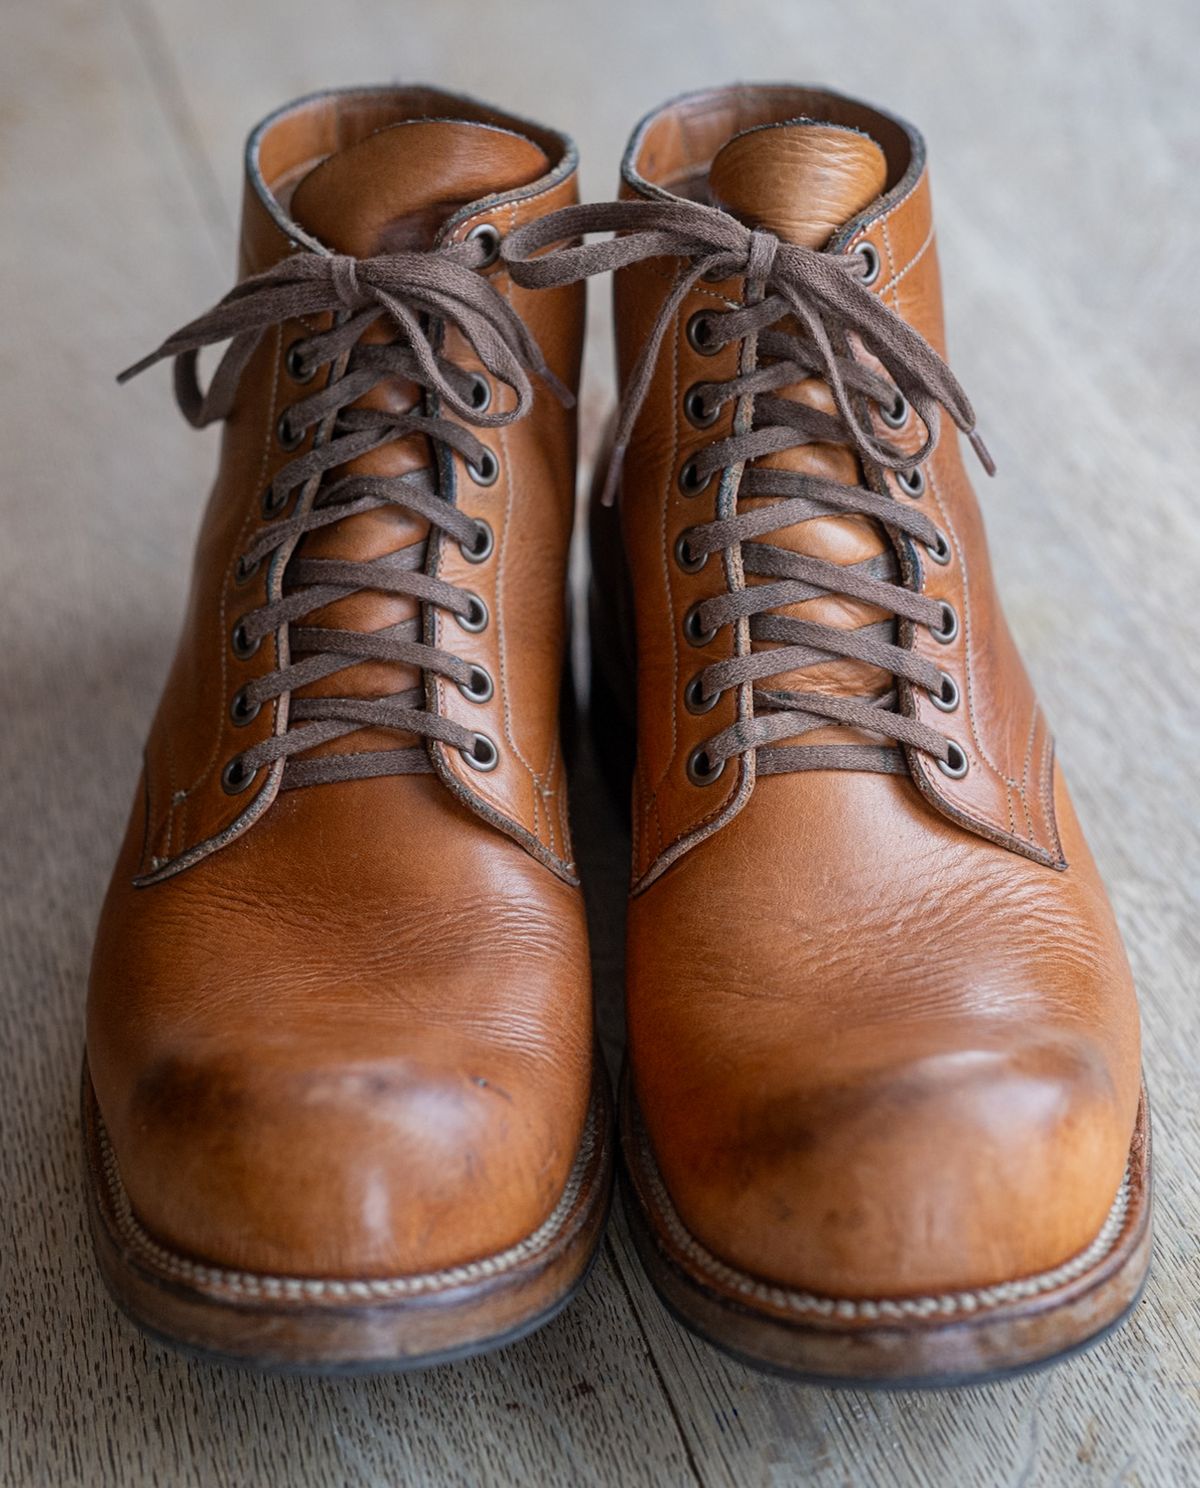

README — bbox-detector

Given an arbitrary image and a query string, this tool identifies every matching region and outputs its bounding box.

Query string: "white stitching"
[880,223,935,297]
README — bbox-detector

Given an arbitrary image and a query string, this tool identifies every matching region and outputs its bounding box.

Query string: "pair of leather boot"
[86,84,1149,1386]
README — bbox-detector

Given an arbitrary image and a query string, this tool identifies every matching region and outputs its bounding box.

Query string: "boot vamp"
[88,775,592,1278]
[627,767,1141,1297]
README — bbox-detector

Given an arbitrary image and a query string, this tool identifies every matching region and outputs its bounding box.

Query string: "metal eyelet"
[229,685,261,726]
[461,519,494,564]
[897,466,926,498]
[234,553,260,585]
[928,670,960,712]
[285,339,315,385]
[230,619,260,659]
[931,601,959,645]
[856,241,882,286]
[684,384,720,428]
[455,593,489,633]
[276,410,305,452]
[686,312,720,356]
[467,222,501,268]
[686,745,725,786]
[458,665,494,704]
[879,390,909,429]
[936,741,969,778]
[468,373,492,413]
[261,484,288,518]
[683,602,717,647]
[673,530,707,573]
[462,731,499,771]
[924,529,952,565]
[678,458,713,497]
[220,755,257,794]
[467,448,500,486]
[684,674,719,714]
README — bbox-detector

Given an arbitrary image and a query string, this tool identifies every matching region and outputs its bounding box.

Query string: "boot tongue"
[282,119,550,768]
[709,120,886,247]
[289,118,551,255]
[708,120,894,730]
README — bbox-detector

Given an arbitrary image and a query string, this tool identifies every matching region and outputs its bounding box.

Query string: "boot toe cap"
[108,1039,573,1279]
[642,1028,1134,1299]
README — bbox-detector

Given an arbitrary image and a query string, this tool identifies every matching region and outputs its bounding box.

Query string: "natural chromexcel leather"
[591,85,1142,1297]
[87,88,593,1279]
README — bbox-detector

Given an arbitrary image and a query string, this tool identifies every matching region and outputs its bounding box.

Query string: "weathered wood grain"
[2,0,1196,1483]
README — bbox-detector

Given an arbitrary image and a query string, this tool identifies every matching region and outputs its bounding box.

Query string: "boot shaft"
[135,87,584,884]
[596,84,1061,886]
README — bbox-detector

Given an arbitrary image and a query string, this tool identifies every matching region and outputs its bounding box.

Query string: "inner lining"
[627,84,912,200]
[255,87,568,197]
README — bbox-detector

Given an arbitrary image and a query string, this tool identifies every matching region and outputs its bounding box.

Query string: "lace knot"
[329,254,362,309]
[746,228,779,286]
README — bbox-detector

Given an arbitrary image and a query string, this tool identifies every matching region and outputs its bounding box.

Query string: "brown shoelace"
[122,237,568,791]
[504,200,993,783]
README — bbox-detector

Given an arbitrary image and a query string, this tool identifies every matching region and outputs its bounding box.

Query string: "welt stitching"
[96,1095,598,1302]
[643,1148,1131,1315]
[639,1129,1134,1320]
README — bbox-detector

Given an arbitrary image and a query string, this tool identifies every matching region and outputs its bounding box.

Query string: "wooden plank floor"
[2,0,1197,1482]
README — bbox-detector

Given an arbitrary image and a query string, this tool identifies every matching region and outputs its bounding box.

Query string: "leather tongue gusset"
[290,119,551,255]
[709,121,887,250]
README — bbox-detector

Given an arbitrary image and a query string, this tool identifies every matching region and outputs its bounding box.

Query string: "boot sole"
[83,1057,613,1374]
[620,1072,1152,1388]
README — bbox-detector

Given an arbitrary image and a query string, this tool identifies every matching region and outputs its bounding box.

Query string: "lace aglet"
[969,427,996,478]
[600,442,628,508]
[116,350,161,385]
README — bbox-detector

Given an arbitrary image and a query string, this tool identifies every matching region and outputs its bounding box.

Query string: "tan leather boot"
[506,84,1149,1386]
[85,87,611,1371]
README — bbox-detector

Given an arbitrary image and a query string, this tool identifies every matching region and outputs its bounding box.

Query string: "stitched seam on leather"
[542,731,564,860]
[879,223,935,297]
[926,463,1019,793]
[637,1126,1134,1320]
[864,183,1036,832]
[644,263,741,309]
[96,1092,599,1303]
[630,272,739,878]
[642,290,762,881]
[166,322,284,855]
[433,219,535,842]
[653,300,683,809]
[452,189,576,857]
[1039,727,1063,862]
[493,199,544,820]
[880,217,901,315]
[426,182,581,872]
[1019,706,1039,843]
